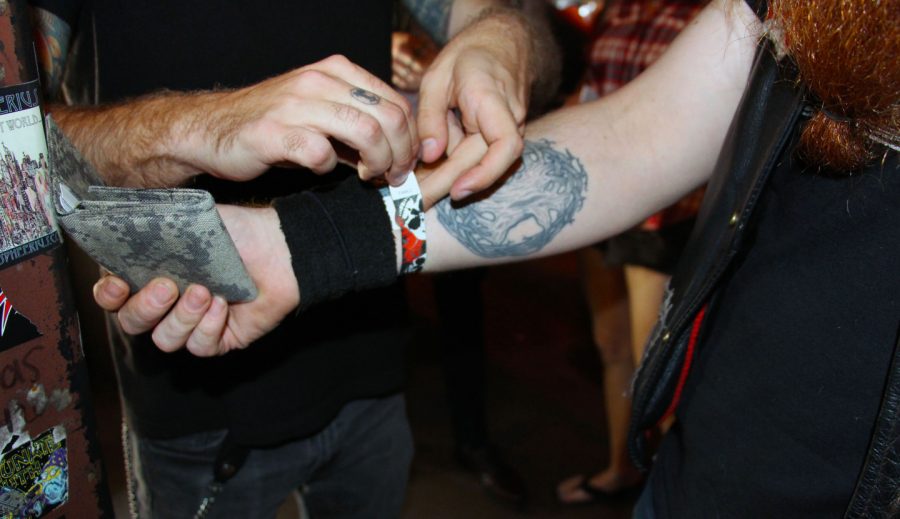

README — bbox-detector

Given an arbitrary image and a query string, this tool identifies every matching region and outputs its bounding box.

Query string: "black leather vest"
[627,41,900,518]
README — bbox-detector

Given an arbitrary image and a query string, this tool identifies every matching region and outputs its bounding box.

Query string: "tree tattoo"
[436,139,588,258]
[350,88,381,105]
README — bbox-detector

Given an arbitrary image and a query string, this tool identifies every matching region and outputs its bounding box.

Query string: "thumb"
[416,72,451,163]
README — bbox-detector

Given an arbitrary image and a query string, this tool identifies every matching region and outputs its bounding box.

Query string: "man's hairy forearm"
[404,0,560,109]
[49,90,228,188]
[469,6,561,111]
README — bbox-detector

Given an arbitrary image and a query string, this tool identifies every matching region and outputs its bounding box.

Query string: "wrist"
[272,175,398,311]
[50,95,206,187]
[165,89,236,179]
[466,6,559,111]
[245,206,301,309]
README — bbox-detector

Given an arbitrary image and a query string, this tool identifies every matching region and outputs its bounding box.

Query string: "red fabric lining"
[657,304,707,426]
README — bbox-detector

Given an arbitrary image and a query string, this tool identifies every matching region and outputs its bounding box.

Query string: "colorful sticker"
[0,427,67,519]
[0,287,40,353]
[0,80,60,268]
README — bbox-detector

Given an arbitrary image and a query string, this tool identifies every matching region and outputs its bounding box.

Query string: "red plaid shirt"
[582,0,706,230]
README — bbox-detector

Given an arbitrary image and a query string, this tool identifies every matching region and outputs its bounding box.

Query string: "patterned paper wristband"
[380,173,427,274]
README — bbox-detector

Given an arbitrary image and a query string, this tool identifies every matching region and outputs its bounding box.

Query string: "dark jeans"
[124,394,413,518]
[633,476,656,519]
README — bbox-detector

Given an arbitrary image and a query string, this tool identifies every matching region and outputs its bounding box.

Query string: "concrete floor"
[84,251,636,518]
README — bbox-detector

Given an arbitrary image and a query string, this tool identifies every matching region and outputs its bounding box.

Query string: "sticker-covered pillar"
[0,0,113,517]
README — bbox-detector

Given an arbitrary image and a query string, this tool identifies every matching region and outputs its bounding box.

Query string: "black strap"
[272,176,398,311]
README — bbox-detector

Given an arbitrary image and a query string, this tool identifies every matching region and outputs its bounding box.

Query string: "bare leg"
[624,265,670,366]
[558,248,641,503]
[625,264,673,434]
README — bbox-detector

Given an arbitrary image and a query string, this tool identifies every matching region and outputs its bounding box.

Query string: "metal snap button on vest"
[662,331,671,342]
[728,212,740,227]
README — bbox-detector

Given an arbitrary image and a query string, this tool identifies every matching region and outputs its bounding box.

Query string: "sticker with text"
[0,80,60,268]
[0,426,68,519]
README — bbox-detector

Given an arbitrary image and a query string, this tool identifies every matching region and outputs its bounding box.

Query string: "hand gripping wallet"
[46,116,258,302]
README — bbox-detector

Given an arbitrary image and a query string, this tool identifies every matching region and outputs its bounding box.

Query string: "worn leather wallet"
[46,116,258,302]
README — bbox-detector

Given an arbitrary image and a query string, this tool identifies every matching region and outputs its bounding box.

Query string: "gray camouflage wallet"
[46,116,258,302]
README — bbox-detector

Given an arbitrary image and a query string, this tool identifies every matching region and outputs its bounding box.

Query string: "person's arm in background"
[47,54,419,187]
[94,0,762,356]
[30,6,71,100]
[404,0,561,199]
[32,2,419,187]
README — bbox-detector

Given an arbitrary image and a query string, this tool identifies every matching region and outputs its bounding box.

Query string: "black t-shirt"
[651,3,900,515]
[41,0,409,445]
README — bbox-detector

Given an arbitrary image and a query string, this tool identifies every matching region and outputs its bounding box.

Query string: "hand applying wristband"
[381,172,427,273]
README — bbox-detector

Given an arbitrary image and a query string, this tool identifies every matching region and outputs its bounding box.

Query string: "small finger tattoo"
[351,87,381,105]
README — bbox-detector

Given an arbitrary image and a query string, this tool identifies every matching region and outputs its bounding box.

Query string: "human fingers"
[418,133,488,210]
[184,296,230,357]
[271,66,415,180]
[416,63,452,163]
[115,278,180,335]
[93,275,131,312]
[413,111,474,194]
[345,87,416,183]
[453,94,523,198]
[313,55,418,176]
[445,110,465,156]
[289,96,396,178]
[149,284,213,353]
[396,52,425,76]
[392,57,424,92]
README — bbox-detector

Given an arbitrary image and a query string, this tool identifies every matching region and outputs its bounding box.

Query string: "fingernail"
[422,138,438,159]
[151,281,174,306]
[102,279,126,299]
[209,296,227,317]
[392,170,410,185]
[357,161,371,180]
[455,189,473,200]
[185,287,207,312]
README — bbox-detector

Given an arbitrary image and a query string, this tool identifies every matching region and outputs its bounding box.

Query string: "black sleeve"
[272,176,398,311]
[29,0,83,27]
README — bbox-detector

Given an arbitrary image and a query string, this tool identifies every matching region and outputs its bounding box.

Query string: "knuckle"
[131,300,162,326]
[356,116,384,146]
[512,103,527,123]
[365,74,385,93]
[117,312,144,336]
[324,54,350,67]
[332,103,362,125]
[130,314,158,334]
[381,104,407,133]
[188,326,222,357]
[304,139,335,170]
[509,136,524,157]
[151,329,179,353]
[186,340,216,358]
[294,69,329,90]
[281,130,308,154]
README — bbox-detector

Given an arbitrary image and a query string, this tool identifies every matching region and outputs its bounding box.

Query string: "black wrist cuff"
[272,177,397,311]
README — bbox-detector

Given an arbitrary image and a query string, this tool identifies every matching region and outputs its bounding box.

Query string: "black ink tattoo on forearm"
[350,88,381,105]
[402,0,453,45]
[436,139,587,258]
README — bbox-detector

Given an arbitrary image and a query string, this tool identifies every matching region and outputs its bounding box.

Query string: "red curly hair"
[770,0,899,171]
